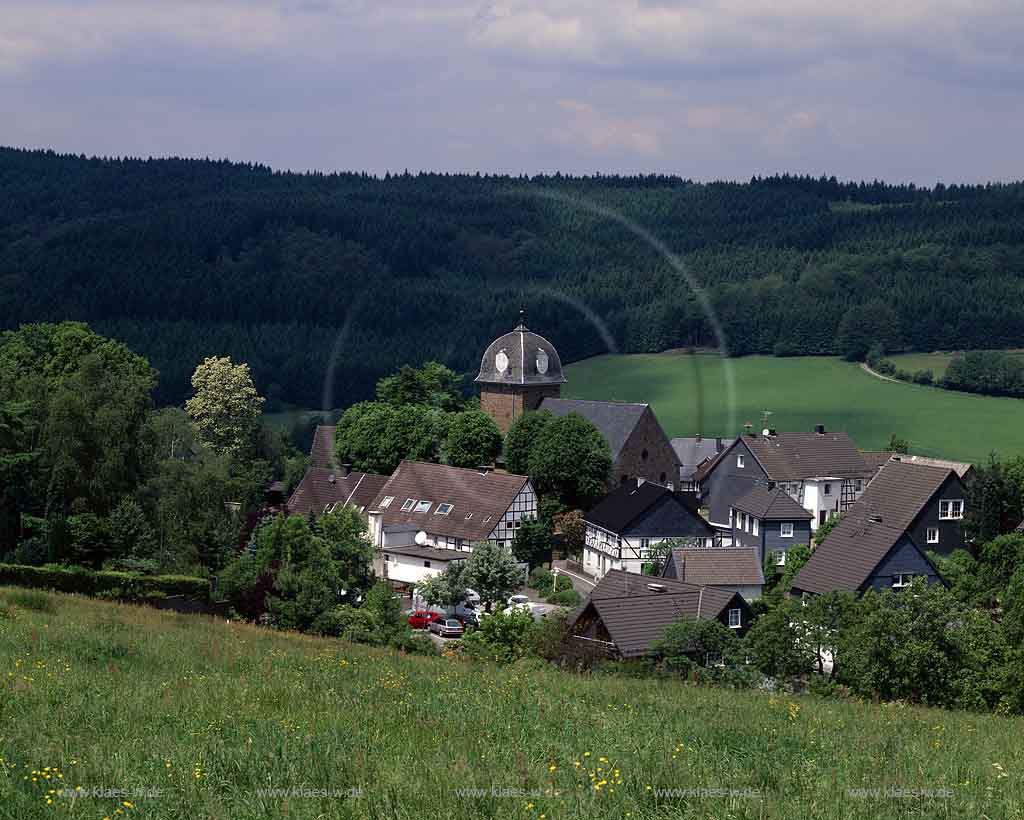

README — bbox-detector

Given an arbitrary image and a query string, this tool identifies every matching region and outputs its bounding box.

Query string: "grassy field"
[1,589,1023,820]
[564,353,1024,464]
[888,351,1024,379]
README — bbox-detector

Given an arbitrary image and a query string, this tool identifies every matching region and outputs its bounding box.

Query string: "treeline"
[870,350,1024,398]
[2,147,1024,407]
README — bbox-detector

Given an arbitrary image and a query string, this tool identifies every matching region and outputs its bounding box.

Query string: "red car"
[407,610,443,630]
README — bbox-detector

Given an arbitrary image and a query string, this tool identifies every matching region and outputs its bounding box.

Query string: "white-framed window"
[436,503,454,516]
[640,538,650,550]
[926,527,939,544]
[414,500,432,514]
[892,573,914,588]
[752,518,759,536]
[771,550,786,566]
[728,608,742,628]
[780,522,794,538]
[745,514,751,533]
[823,483,832,496]
[401,498,416,512]
[423,560,431,568]
[737,455,745,469]
[380,496,395,508]
[939,499,964,520]
[729,508,735,527]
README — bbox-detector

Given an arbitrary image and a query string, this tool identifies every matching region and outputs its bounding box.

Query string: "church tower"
[475,312,566,434]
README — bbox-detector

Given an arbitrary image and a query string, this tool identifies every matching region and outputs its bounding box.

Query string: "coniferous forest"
[2,146,1023,408]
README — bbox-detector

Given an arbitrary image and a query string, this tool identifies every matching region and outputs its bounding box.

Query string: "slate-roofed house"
[863,452,975,483]
[729,484,814,567]
[539,398,681,489]
[567,569,752,659]
[699,426,872,532]
[661,547,765,600]
[286,467,389,518]
[309,424,337,469]
[671,436,725,492]
[791,460,966,596]
[583,479,717,579]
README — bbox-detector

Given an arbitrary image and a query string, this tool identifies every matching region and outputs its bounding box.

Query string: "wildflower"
[548,764,557,772]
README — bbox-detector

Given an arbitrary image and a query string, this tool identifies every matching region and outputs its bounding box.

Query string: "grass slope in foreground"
[565,353,1024,464]
[1,590,1023,820]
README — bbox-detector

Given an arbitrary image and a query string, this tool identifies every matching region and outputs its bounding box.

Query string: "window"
[641,448,649,461]
[939,499,964,520]
[927,527,939,544]
[780,522,794,538]
[483,516,492,524]
[729,508,735,527]
[752,518,759,536]
[414,500,432,514]
[823,483,832,496]
[401,498,416,512]
[728,608,742,629]
[436,503,454,516]
[855,480,863,493]
[893,573,913,588]
[771,550,786,566]
[745,514,751,533]
[423,560,431,568]
[640,538,650,550]
[737,455,745,469]
[380,496,395,508]
[465,512,474,520]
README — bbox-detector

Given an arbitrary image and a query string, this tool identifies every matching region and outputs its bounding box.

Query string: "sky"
[2,1,1022,183]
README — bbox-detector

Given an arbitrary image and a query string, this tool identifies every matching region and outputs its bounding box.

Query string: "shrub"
[312,605,382,643]
[0,563,210,601]
[459,609,538,663]
[389,630,438,656]
[545,588,581,607]
[7,589,56,613]
[912,369,935,385]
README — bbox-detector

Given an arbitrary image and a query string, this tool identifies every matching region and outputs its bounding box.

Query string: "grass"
[1,589,1023,819]
[563,352,1024,464]
[888,351,1024,379]
[262,403,337,432]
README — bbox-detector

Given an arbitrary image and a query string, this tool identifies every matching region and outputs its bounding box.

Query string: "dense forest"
[2,147,1023,408]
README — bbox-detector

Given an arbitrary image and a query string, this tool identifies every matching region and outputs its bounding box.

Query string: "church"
[475,315,680,489]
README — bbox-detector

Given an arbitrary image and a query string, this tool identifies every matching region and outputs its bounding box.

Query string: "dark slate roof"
[380,543,471,562]
[792,460,954,594]
[286,467,389,517]
[309,425,337,469]
[475,316,566,386]
[368,461,530,541]
[862,452,974,480]
[574,570,742,658]
[663,548,765,587]
[731,485,813,520]
[585,479,712,535]
[671,437,725,479]
[740,431,871,480]
[539,398,648,461]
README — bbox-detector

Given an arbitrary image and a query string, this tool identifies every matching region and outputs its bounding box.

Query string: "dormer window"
[380,496,395,508]
[401,498,416,512]
[436,503,454,516]
[414,500,432,514]
[465,512,474,520]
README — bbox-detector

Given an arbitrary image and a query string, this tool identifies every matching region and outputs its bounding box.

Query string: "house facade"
[729,485,814,567]
[379,543,471,587]
[792,460,965,596]
[582,479,717,579]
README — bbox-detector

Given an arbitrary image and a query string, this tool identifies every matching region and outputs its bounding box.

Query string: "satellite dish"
[414,531,428,546]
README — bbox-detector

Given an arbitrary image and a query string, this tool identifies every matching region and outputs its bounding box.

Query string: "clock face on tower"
[495,350,509,374]
[536,349,549,375]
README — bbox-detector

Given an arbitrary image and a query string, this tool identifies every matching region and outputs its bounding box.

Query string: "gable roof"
[671,437,725,479]
[734,431,871,480]
[538,398,648,461]
[731,485,813,520]
[368,461,530,542]
[792,460,956,594]
[286,467,389,517]
[309,425,337,469]
[862,452,974,480]
[585,479,711,535]
[380,543,471,563]
[575,569,743,658]
[663,548,765,587]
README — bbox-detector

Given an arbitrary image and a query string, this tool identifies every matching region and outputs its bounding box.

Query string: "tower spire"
[517,308,527,330]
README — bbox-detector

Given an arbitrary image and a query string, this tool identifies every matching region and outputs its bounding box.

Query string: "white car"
[507,594,530,607]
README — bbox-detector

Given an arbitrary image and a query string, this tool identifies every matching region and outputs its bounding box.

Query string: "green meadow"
[1,589,1022,820]
[564,353,1024,464]
[888,351,1024,379]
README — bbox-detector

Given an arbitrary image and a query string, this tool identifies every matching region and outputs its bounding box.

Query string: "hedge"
[0,564,210,602]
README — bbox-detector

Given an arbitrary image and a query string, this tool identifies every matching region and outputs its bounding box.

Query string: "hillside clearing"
[1,589,1022,819]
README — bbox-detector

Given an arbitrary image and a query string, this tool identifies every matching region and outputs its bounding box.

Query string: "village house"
[582,478,717,580]
[286,466,389,518]
[660,547,766,601]
[862,451,976,484]
[791,459,967,596]
[366,460,537,587]
[567,569,753,659]
[698,426,873,532]
[671,436,725,492]
[308,424,337,469]
[728,484,814,567]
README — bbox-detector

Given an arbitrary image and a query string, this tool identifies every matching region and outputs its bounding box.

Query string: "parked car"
[453,611,479,629]
[428,618,465,638]
[507,593,530,607]
[407,610,443,630]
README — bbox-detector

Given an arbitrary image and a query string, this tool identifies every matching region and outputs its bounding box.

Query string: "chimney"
[814,424,826,435]
[341,463,353,477]
[868,513,882,523]
[478,465,491,477]
[646,582,666,593]
[328,473,336,484]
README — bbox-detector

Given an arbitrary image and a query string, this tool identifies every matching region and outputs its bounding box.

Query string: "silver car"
[428,618,465,638]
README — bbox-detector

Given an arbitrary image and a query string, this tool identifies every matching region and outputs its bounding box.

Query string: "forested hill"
[2,146,1023,408]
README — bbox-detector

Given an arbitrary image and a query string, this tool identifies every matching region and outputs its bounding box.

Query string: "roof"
[575,570,742,658]
[286,467,389,517]
[671,437,724,478]
[475,315,566,387]
[368,461,530,541]
[309,425,337,469]
[585,479,712,535]
[731,485,812,520]
[862,452,974,480]
[663,548,766,587]
[738,430,871,480]
[539,398,648,462]
[792,460,955,594]
[380,543,471,562]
